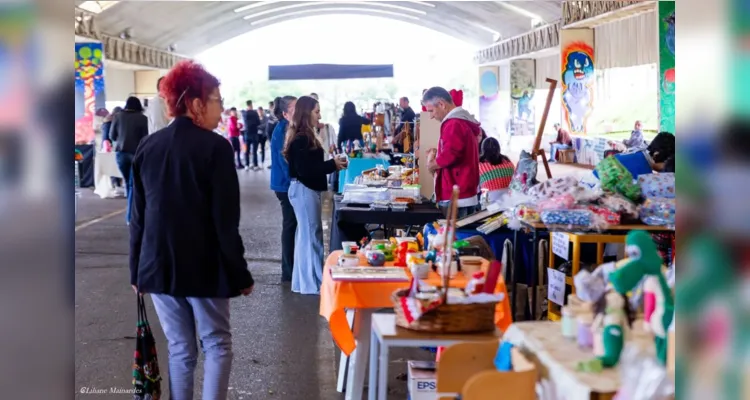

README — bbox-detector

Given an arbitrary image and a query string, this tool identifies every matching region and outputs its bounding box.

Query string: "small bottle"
[561,306,576,339]
[577,313,594,348]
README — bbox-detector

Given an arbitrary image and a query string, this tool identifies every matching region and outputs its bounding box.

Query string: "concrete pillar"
[134,70,161,99]
[509,59,536,137]
[657,1,675,133]
[75,42,106,144]
[560,28,595,135]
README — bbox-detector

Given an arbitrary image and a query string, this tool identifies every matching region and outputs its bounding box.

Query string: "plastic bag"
[527,176,579,200]
[596,156,641,201]
[588,205,621,225]
[509,150,538,194]
[599,193,639,219]
[638,173,675,199]
[540,209,592,227]
[613,345,674,400]
[640,198,676,226]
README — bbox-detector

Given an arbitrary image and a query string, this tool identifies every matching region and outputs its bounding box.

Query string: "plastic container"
[561,306,577,339]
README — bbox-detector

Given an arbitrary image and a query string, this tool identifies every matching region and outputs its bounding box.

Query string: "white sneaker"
[245,166,251,171]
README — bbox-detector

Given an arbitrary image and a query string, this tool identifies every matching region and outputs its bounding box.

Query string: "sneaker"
[245,165,251,171]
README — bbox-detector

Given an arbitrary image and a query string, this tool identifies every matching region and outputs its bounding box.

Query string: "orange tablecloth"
[319,251,513,356]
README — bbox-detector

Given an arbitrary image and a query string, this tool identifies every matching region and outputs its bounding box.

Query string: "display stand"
[417,111,440,200]
[530,78,558,180]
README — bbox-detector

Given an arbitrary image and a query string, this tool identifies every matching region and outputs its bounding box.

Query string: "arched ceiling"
[76,1,562,57]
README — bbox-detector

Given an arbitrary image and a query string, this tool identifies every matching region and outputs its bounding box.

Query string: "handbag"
[133,295,162,400]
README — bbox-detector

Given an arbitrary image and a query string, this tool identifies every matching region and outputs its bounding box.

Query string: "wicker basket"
[392,288,498,333]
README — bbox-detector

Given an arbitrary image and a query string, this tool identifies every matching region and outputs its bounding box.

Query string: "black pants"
[275,191,297,282]
[258,135,267,165]
[230,136,242,167]
[245,133,260,167]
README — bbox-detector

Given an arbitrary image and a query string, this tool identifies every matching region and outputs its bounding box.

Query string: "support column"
[658,1,675,133]
[560,28,595,135]
[509,59,536,137]
[75,42,105,144]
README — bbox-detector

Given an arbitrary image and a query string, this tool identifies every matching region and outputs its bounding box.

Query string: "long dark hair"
[341,101,357,119]
[647,131,675,163]
[273,95,296,121]
[283,96,319,159]
[124,96,144,113]
[479,137,511,165]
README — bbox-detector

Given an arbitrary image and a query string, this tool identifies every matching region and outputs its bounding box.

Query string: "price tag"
[547,268,566,306]
[551,232,569,260]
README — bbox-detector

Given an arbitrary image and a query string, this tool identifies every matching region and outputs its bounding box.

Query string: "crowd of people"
[112,59,676,398]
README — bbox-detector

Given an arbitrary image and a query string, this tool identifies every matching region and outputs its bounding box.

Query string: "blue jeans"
[288,180,324,295]
[115,152,134,223]
[550,143,571,161]
[151,294,232,400]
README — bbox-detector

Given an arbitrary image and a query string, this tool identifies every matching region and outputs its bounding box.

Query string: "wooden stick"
[538,149,552,180]
[531,78,558,158]
[441,186,460,303]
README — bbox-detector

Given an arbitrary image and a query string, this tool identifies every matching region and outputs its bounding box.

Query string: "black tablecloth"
[329,200,444,251]
[75,144,95,188]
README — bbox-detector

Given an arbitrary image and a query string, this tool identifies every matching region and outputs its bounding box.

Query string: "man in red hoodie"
[422,86,481,218]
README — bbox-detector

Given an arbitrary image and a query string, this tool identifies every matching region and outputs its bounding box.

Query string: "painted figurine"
[608,230,674,365]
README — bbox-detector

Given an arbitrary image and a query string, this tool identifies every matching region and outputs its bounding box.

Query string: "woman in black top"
[284,96,347,294]
[110,96,148,224]
[337,101,371,148]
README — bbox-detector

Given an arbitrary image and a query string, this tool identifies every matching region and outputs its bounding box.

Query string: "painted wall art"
[658,1,675,134]
[75,42,105,144]
[509,59,536,136]
[478,66,503,139]
[561,42,595,135]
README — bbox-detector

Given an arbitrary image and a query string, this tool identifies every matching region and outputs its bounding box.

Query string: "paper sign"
[547,268,566,306]
[551,232,569,260]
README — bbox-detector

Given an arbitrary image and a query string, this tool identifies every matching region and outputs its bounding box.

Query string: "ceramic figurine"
[608,230,674,365]
[592,290,633,368]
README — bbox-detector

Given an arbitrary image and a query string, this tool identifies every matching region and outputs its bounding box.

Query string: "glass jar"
[577,313,594,348]
[561,306,576,339]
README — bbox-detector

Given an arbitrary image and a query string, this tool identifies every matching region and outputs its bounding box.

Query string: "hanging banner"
[75,42,105,144]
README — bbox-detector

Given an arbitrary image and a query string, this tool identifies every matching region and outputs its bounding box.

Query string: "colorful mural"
[478,66,503,139]
[510,59,535,136]
[561,42,595,135]
[658,2,675,133]
[75,43,105,144]
[0,6,33,128]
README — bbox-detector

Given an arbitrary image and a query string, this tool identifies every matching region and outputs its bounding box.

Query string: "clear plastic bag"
[614,345,674,400]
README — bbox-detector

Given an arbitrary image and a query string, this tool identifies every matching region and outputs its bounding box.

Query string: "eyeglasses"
[208,96,224,108]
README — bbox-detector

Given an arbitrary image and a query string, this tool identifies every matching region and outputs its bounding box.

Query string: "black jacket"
[130,116,254,298]
[338,114,371,147]
[396,107,416,136]
[111,111,148,154]
[287,134,337,192]
[242,109,261,138]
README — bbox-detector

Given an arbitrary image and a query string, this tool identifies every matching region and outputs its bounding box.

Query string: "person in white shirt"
[146,77,171,134]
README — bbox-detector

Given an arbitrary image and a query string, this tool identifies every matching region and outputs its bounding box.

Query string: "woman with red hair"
[129,60,254,400]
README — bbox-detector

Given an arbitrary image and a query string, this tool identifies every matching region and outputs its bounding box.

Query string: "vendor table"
[504,321,655,400]
[368,313,503,400]
[329,199,444,251]
[320,251,512,400]
[93,151,123,198]
[513,222,675,321]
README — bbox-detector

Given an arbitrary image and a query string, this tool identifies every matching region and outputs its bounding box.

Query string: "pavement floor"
[74,165,430,400]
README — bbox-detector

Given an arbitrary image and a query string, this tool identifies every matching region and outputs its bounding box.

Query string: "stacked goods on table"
[360,164,418,187]
[393,187,505,333]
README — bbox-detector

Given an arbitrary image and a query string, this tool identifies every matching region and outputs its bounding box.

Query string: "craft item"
[456,245,481,258]
[337,254,360,267]
[608,231,674,365]
[588,205,621,225]
[640,198,675,226]
[574,269,608,303]
[342,241,359,255]
[437,260,458,278]
[365,250,386,266]
[514,204,540,222]
[599,193,639,219]
[395,241,411,267]
[579,290,633,370]
[596,156,641,201]
[577,313,594,348]
[509,150,538,194]
[459,256,483,276]
[527,176,579,200]
[406,253,426,267]
[540,209,592,227]
[561,306,577,339]
[638,173,675,199]
[410,263,430,279]
[536,193,576,211]
[330,266,409,282]
[482,260,503,294]
[465,271,486,295]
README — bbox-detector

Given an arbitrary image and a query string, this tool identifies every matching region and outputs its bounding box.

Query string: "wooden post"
[531,78,558,179]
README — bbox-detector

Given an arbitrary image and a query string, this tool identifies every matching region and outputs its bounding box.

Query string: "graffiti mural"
[510,59,535,136]
[561,42,595,135]
[75,43,105,144]
[478,66,504,139]
[659,2,675,133]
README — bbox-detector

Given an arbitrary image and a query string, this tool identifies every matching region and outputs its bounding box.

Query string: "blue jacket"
[270,118,291,192]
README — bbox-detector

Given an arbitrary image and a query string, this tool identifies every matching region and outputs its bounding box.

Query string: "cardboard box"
[408,360,436,400]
